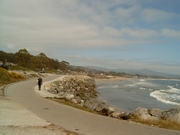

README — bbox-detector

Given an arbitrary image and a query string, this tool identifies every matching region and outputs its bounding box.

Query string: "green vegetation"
[0,49,69,72]
[0,67,11,83]
[8,65,31,71]
[0,67,25,84]
[0,67,25,96]
[1,49,135,77]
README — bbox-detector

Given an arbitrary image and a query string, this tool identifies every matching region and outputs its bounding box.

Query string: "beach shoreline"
[95,76,129,82]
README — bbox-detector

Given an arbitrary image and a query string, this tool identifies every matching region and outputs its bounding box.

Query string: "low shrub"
[0,67,25,83]
[9,72,24,79]
[8,65,31,71]
[0,67,12,83]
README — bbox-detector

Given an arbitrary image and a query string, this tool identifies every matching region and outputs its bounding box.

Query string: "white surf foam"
[140,87,146,90]
[150,85,180,106]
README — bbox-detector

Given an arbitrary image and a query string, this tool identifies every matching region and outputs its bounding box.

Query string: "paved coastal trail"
[5,75,180,135]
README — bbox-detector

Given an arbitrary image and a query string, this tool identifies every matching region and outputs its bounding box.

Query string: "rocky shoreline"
[42,75,180,124]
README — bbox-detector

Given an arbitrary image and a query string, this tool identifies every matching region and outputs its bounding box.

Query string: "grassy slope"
[0,67,25,84]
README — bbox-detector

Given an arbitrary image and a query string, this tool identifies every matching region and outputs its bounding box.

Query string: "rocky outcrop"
[43,75,180,123]
[128,107,180,123]
[128,107,159,120]
[161,108,180,123]
[44,75,126,119]
[148,108,163,119]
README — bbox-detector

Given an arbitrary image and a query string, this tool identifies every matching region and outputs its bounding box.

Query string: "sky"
[0,0,180,74]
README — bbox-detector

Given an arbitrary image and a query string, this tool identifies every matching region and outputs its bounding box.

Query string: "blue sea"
[96,79,180,112]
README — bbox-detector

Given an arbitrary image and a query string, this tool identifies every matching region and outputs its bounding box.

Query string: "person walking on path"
[37,77,43,90]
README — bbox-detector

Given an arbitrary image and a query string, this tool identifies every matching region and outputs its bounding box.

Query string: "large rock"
[84,100,92,108]
[95,104,115,116]
[57,92,67,99]
[65,94,74,100]
[129,107,157,120]
[108,106,115,116]
[161,107,180,123]
[110,110,128,119]
[111,111,122,118]
[148,108,163,119]
[79,100,84,106]
[72,99,78,104]
[88,103,98,111]
[74,96,82,103]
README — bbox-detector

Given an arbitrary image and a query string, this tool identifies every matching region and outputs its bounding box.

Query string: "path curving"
[5,75,180,135]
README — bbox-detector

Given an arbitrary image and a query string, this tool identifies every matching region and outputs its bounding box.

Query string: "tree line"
[0,49,69,72]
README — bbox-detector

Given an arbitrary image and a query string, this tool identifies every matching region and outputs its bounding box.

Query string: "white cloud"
[121,28,159,39]
[0,0,175,50]
[110,4,142,24]
[0,0,180,74]
[161,29,180,39]
[142,8,178,23]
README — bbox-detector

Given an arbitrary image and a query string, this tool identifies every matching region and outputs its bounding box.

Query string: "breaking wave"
[150,86,180,106]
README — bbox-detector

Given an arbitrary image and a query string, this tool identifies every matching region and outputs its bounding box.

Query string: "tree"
[59,60,69,72]
[0,51,16,64]
[15,49,32,67]
[1,49,71,72]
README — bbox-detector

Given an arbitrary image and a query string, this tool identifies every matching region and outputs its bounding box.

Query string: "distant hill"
[85,66,180,79]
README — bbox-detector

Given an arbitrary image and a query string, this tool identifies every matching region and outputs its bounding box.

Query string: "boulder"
[74,96,82,103]
[110,110,126,118]
[95,106,103,112]
[148,108,163,119]
[48,88,58,94]
[79,100,84,106]
[111,111,121,118]
[65,94,74,101]
[54,87,62,93]
[129,107,153,120]
[58,92,65,96]
[161,107,180,123]
[96,104,115,116]
[72,99,78,104]
[88,104,98,111]
[57,92,67,99]
[108,106,115,116]
[84,100,92,108]
[101,107,109,116]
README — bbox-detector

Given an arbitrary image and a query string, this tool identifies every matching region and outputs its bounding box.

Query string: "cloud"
[0,0,177,50]
[0,0,180,75]
[142,8,178,23]
[161,29,180,39]
[121,28,159,39]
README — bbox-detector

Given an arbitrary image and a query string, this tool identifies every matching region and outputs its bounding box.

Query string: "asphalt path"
[5,75,180,135]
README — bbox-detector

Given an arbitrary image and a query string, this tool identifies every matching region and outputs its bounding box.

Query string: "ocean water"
[96,79,180,112]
